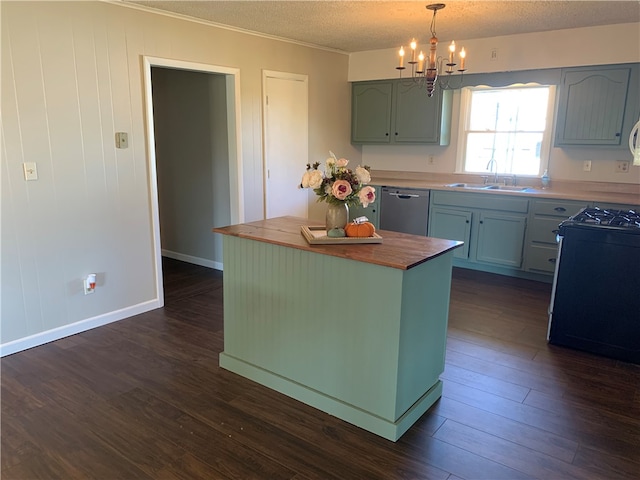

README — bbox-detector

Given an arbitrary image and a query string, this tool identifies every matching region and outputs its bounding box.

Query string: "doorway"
[142,57,243,306]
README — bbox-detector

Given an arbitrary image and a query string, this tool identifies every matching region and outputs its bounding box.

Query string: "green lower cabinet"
[428,191,529,273]
[429,207,472,259]
[525,244,559,274]
[476,212,527,268]
[523,198,588,276]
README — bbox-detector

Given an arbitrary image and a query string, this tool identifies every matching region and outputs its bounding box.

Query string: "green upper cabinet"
[393,81,450,144]
[554,65,631,146]
[351,79,452,145]
[351,81,393,143]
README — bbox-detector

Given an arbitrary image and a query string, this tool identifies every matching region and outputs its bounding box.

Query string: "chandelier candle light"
[397,3,467,97]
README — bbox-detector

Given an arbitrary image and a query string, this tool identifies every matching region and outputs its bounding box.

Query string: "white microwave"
[631,119,640,166]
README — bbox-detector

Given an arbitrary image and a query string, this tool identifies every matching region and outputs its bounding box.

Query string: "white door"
[263,71,309,219]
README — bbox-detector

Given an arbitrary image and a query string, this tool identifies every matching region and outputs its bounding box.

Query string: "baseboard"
[219,353,443,442]
[162,249,223,271]
[0,299,162,357]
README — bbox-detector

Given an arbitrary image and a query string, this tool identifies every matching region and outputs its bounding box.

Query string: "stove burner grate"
[563,207,640,231]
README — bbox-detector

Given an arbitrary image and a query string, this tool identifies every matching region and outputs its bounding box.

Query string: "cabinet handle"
[548,258,557,263]
[615,133,621,137]
[554,207,566,212]
[479,220,483,224]
[465,220,470,224]
[395,132,398,136]
[385,133,389,136]
[389,193,420,198]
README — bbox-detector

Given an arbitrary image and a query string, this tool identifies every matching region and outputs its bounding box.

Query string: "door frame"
[142,56,244,305]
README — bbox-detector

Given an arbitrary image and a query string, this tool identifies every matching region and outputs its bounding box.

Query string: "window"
[457,84,555,177]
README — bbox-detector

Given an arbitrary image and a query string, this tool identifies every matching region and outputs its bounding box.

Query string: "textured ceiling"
[124,1,640,53]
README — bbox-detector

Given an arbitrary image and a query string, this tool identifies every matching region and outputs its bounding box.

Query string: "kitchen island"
[213,216,462,441]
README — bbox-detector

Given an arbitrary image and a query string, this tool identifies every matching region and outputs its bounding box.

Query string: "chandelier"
[396,3,467,97]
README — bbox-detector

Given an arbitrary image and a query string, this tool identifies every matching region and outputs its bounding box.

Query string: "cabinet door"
[393,80,442,143]
[351,82,393,144]
[429,207,472,259]
[476,212,527,267]
[555,67,630,146]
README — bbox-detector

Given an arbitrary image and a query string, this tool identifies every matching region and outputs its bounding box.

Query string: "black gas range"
[548,207,640,364]
[558,207,640,232]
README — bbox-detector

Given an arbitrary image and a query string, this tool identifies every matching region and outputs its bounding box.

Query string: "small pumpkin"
[345,221,375,238]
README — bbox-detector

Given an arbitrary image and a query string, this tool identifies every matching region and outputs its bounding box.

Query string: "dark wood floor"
[2,258,639,479]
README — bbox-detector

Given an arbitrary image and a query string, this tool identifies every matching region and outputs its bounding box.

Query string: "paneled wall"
[1,1,351,353]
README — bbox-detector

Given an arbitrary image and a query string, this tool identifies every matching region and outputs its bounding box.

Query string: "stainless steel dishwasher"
[379,187,430,235]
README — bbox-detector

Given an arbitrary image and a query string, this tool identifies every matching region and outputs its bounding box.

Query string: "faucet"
[486,158,498,184]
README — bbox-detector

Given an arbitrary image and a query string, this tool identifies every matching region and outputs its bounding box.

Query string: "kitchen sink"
[483,185,535,192]
[445,183,490,189]
[445,183,535,192]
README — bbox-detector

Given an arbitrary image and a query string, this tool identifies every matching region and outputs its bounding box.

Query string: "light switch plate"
[23,162,38,181]
[115,132,129,149]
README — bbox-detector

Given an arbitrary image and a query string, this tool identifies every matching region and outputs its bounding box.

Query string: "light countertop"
[372,171,640,206]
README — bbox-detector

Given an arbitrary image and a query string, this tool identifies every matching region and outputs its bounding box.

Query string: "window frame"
[455,83,556,178]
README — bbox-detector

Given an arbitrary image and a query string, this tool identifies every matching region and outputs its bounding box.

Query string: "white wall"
[1,1,353,353]
[349,23,640,184]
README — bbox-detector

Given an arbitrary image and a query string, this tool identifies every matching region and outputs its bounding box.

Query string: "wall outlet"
[490,48,498,61]
[583,160,591,172]
[84,274,96,295]
[428,155,435,165]
[615,160,630,173]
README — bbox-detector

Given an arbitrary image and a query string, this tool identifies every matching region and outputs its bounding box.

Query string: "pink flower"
[331,180,352,200]
[336,158,349,168]
[359,186,376,207]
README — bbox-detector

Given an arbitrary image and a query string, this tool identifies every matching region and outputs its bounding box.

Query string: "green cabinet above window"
[554,65,632,146]
[351,79,452,145]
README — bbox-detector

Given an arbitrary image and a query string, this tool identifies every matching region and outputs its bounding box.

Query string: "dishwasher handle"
[387,192,420,199]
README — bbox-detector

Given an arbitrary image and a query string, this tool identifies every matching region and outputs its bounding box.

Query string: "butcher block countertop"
[213,216,463,270]
[372,170,640,206]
